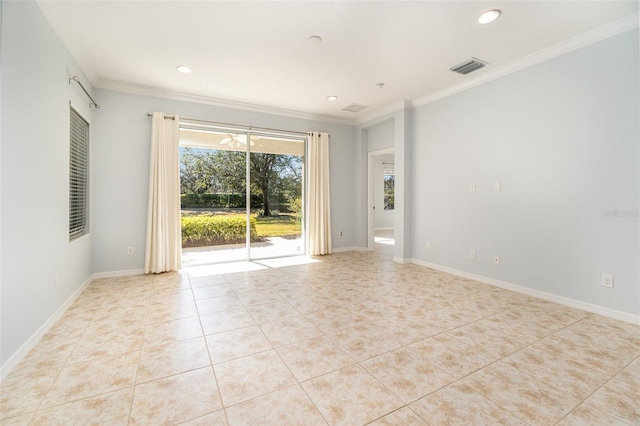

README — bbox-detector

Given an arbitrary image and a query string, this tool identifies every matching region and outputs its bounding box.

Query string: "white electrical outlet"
[127,246,134,256]
[426,242,432,250]
[493,255,500,265]
[493,181,501,192]
[469,250,476,260]
[601,274,614,288]
[469,182,476,192]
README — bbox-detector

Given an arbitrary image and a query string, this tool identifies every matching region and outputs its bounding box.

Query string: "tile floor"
[1,237,639,425]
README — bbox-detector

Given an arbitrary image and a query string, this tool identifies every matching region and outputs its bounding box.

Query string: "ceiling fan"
[220,134,255,147]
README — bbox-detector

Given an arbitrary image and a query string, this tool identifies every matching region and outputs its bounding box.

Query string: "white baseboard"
[92,268,145,279]
[0,274,93,381]
[409,258,640,325]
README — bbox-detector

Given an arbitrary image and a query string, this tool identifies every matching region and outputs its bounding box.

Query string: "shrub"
[181,215,259,247]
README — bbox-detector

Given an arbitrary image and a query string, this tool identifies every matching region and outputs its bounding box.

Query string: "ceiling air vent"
[450,57,488,75]
[342,104,368,113]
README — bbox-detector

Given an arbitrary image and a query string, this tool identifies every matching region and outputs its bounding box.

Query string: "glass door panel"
[249,135,305,260]
[179,130,248,266]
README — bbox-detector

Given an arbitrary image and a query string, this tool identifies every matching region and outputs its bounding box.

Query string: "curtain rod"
[70,76,100,109]
[145,113,309,137]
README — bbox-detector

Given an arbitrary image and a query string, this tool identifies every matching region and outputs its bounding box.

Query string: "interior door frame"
[367,147,395,251]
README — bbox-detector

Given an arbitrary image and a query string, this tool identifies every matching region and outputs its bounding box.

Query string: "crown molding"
[412,13,639,109]
[94,80,355,126]
[94,14,637,129]
[354,100,411,126]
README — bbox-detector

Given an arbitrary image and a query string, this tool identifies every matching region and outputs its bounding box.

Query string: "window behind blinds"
[69,108,89,241]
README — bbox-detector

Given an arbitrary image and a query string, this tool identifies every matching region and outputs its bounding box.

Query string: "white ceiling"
[37,1,638,123]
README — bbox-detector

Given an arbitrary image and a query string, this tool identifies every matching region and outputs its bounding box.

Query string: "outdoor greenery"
[180,148,302,216]
[181,215,258,247]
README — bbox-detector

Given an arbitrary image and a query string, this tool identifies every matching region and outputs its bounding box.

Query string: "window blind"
[69,108,89,241]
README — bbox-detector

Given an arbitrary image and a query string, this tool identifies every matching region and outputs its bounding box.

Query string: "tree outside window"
[384,173,394,210]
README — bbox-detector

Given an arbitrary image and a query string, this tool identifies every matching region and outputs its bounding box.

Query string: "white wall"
[1,1,94,366]
[374,154,394,229]
[91,89,356,273]
[411,29,639,316]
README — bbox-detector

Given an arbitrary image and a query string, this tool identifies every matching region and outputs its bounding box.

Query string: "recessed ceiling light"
[308,35,323,43]
[326,95,338,101]
[478,9,501,24]
[176,65,192,73]
[374,83,385,89]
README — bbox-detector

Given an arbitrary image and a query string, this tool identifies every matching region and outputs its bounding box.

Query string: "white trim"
[393,256,408,264]
[95,16,637,128]
[355,100,411,126]
[0,274,93,381]
[409,258,640,325]
[91,268,145,279]
[375,227,394,231]
[358,15,639,125]
[412,14,638,109]
[95,80,353,126]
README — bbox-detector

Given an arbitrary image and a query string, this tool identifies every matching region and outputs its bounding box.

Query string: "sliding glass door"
[179,125,304,266]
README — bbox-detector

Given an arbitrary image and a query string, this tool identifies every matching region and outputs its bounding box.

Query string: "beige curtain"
[144,112,181,274]
[307,132,332,255]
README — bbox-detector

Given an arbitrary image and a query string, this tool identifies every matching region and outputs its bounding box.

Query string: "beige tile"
[225,384,326,425]
[617,356,640,388]
[199,307,256,335]
[301,364,403,426]
[189,275,229,288]
[0,412,34,425]
[178,410,227,425]
[260,315,323,347]
[143,316,204,347]
[503,345,610,399]
[277,336,355,381]
[445,323,529,357]
[557,404,628,426]
[195,294,244,315]
[0,368,60,419]
[137,337,211,383]
[368,407,427,425]
[129,367,222,424]
[192,284,235,300]
[246,300,299,324]
[361,347,455,403]
[554,320,640,358]
[479,310,554,343]
[30,387,133,425]
[330,322,402,361]
[67,327,144,363]
[532,334,634,375]
[7,333,78,377]
[214,350,296,406]
[584,376,640,425]
[206,326,272,364]
[461,362,582,425]
[41,351,139,408]
[303,306,365,334]
[408,334,498,379]
[409,382,528,425]
[146,299,199,322]
[236,289,283,307]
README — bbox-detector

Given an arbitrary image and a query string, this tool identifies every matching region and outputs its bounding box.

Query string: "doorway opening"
[368,148,395,251]
[178,126,306,266]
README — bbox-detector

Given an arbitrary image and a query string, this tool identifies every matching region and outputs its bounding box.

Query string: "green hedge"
[181,193,247,208]
[181,215,259,247]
